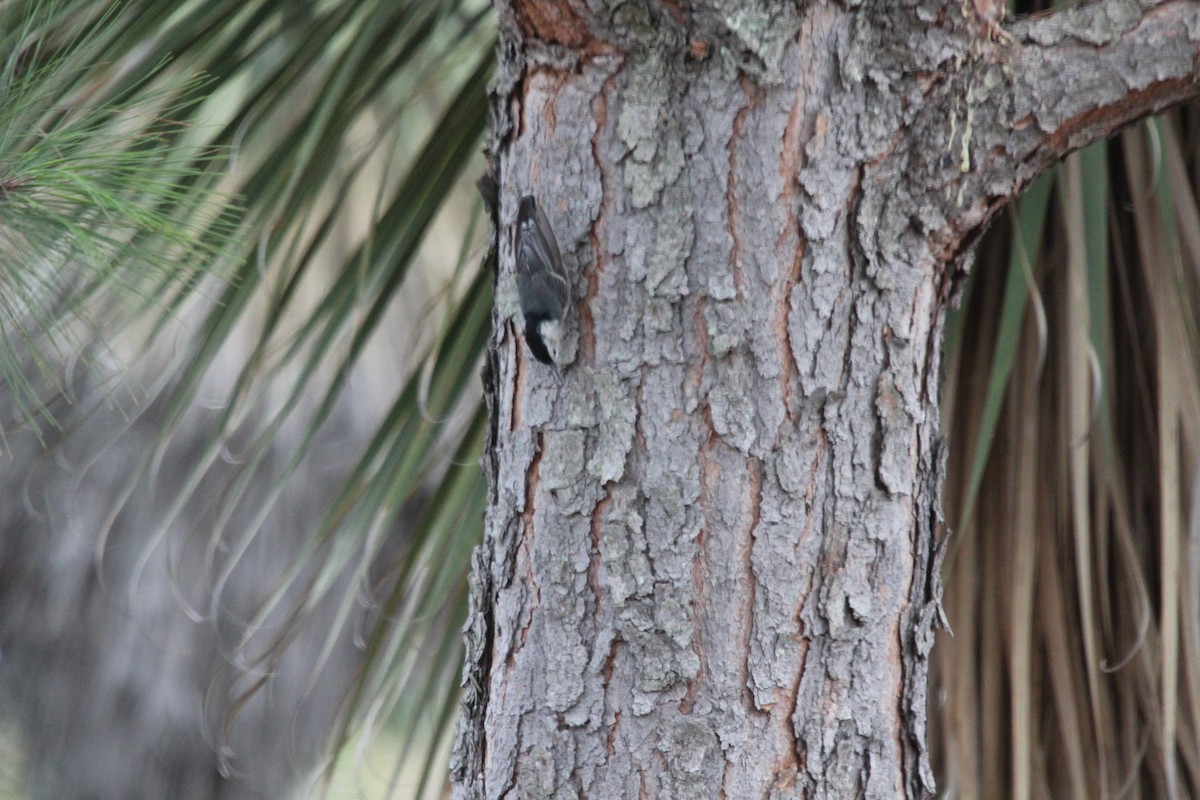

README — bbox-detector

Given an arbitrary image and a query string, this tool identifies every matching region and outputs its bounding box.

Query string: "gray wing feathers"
[516,196,570,316]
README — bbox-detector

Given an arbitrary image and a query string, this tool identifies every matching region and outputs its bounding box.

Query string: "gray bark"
[453,1,1200,798]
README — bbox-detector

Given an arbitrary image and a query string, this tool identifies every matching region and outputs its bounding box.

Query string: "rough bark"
[453,1,1200,798]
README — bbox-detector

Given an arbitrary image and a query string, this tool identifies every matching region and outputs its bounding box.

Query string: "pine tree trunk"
[453,2,1200,797]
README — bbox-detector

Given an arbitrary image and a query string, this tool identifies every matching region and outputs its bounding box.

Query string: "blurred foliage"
[936,95,1200,800]
[0,1,238,436]
[0,0,494,796]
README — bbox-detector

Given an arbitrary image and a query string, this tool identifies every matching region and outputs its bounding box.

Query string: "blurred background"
[0,1,1196,799]
[0,1,492,797]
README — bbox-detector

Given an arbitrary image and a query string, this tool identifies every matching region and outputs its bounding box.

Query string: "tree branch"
[1008,0,1199,163]
[932,0,1197,261]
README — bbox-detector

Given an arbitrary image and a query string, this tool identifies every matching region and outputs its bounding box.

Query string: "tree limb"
[1009,0,1200,164]
[932,0,1198,263]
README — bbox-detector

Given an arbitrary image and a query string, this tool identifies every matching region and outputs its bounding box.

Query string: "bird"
[515,194,570,369]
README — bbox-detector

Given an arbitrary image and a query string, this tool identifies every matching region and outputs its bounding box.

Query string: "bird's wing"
[516,197,569,314]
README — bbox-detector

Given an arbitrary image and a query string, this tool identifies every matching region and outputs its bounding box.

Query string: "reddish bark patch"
[513,0,590,49]
[511,323,526,432]
[725,75,758,300]
[1045,75,1196,158]
[580,74,617,364]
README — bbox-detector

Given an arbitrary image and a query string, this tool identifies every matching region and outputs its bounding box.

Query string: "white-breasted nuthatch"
[515,194,570,368]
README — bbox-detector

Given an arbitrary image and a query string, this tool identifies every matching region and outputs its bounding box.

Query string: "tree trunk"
[453,2,1200,797]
